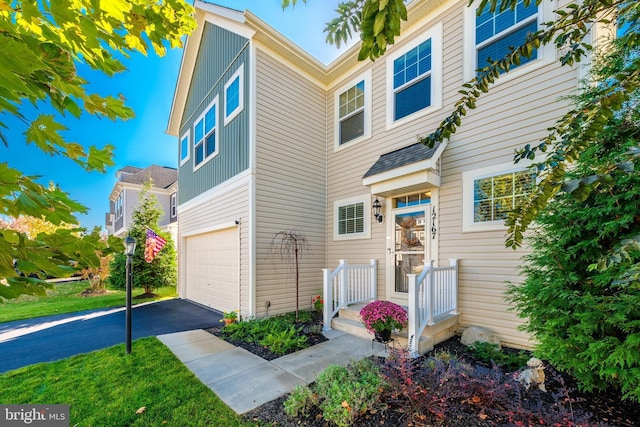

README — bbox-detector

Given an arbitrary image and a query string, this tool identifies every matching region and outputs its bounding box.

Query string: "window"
[394,192,431,208]
[115,193,124,220]
[224,64,244,125]
[386,23,442,127]
[475,0,538,72]
[179,132,190,166]
[170,193,177,218]
[193,96,219,169]
[334,71,371,149]
[334,196,371,240]
[462,162,534,232]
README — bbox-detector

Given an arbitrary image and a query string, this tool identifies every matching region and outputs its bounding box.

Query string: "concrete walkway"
[157,329,389,414]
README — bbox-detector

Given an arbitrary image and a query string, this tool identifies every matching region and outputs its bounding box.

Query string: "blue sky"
[4,1,353,231]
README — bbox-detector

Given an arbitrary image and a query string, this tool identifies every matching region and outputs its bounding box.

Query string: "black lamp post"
[124,235,136,354]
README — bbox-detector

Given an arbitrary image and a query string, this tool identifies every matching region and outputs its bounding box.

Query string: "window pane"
[474,200,493,222]
[395,76,431,120]
[205,105,216,133]
[339,110,365,144]
[205,131,216,157]
[180,136,189,160]
[226,77,240,116]
[194,119,203,142]
[493,174,513,197]
[495,9,516,35]
[477,19,538,70]
[195,143,204,165]
[338,202,365,235]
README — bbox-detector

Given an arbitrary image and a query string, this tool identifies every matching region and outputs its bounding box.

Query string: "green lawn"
[0,337,251,426]
[0,281,177,324]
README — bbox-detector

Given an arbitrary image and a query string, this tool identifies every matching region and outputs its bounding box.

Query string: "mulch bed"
[207,320,640,426]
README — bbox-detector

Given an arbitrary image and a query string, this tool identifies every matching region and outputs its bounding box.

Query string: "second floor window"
[115,193,124,219]
[393,38,432,121]
[170,193,177,218]
[224,64,244,125]
[193,96,218,169]
[338,80,365,145]
[179,132,190,166]
[475,0,538,72]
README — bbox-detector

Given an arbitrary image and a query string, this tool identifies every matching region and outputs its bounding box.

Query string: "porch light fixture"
[124,235,136,354]
[372,197,384,224]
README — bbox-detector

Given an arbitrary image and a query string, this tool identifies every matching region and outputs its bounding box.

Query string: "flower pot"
[374,329,392,343]
[223,318,235,326]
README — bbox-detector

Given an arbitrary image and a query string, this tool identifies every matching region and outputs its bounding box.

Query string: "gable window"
[224,64,244,125]
[170,193,177,218]
[475,0,538,72]
[334,196,371,240]
[193,96,219,169]
[386,23,442,128]
[462,162,534,232]
[179,132,190,166]
[334,71,371,149]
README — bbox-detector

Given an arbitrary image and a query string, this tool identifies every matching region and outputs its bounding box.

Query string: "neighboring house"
[106,165,178,241]
[167,0,609,350]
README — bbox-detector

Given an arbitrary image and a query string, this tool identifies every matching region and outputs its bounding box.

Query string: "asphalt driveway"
[0,298,221,374]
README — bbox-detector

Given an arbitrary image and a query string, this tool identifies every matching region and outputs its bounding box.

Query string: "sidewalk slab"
[186,347,266,385]
[211,362,305,414]
[158,331,235,363]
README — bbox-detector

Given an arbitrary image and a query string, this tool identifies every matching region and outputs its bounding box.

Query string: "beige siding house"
[168,0,591,351]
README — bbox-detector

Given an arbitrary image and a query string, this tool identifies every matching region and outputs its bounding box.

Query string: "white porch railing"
[321,259,377,331]
[407,259,458,356]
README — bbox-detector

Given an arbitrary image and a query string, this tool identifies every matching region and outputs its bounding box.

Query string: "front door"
[391,205,430,300]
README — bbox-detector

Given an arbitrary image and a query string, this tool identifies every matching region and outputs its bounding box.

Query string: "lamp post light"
[124,235,136,354]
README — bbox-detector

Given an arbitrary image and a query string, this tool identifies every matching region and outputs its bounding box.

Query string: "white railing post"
[450,259,459,315]
[339,260,348,309]
[322,268,332,332]
[426,260,435,325]
[407,273,419,357]
[369,259,377,301]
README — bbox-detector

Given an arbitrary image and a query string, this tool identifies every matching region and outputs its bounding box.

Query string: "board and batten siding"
[325,0,580,348]
[178,176,251,316]
[253,48,327,318]
[178,23,251,203]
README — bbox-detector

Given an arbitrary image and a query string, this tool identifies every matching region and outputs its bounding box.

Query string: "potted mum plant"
[359,300,408,343]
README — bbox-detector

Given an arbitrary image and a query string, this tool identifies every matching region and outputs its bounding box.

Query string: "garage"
[184,227,239,313]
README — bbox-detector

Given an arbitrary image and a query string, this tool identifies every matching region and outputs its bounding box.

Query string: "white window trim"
[179,131,190,166]
[386,22,443,130]
[224,63,244,126]
[115,192,124,220]
[334,70,372,152]
[193,95,219,171]
[170,193,177,218]
[462,160,532,232]
[463,0,556,83]
[333,196,371,241]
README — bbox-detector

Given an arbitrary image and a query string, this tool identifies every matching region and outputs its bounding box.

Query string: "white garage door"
[185,227,239,313]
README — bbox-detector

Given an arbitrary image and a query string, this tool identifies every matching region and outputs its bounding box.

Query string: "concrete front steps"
[329,302,460,355]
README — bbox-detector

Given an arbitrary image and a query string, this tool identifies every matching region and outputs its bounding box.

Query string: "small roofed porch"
[322,259,459,356]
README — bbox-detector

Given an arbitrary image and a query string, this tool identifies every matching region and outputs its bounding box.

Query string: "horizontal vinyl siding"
[178,178,250,317]
[326,0,579,348]
[438,10,579,349]
[254,48,326,318]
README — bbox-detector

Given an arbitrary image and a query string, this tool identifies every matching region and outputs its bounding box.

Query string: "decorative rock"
[517,357,547,392]
[460,326,501,349]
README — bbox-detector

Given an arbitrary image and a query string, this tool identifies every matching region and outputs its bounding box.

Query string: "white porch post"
[450,259,459,315]
[322,267,332,332]
[426,259,435,325]
[339,259,348,309]
[369,259,377,301]
[407,273,418,357]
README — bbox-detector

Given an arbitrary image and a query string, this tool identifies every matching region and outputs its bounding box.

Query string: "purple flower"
[359,300,408,334]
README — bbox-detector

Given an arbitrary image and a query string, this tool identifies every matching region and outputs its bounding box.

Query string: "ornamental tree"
[0,1,195,298]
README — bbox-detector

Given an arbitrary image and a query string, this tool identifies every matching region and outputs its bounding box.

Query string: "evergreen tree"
[507,39,640,401]
[109,185,176,295]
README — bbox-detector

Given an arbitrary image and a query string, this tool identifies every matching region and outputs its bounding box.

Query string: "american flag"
[144,228,167,263]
